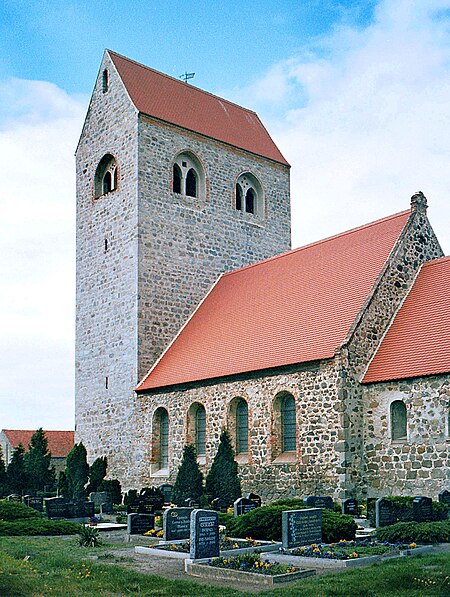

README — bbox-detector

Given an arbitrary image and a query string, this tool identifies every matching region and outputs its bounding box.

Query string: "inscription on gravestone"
[45,497,70,519]
[375,498,394,528]
[282,508,322,549]
[233,497,258,517]
[413,496,432,522]
[164,507,193,541]
[304,495,333,510]
[438,490,450,505]
[127,513,155,535]
[190,509,220,560]
[342,498,358,516]
[24,496,43,512]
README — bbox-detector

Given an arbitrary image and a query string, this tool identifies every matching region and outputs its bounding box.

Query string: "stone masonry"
[75,51,291,487]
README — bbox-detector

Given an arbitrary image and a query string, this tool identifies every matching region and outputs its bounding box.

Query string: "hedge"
[376,520,450,544]
[0,519,82,536]
[0,501,42,521]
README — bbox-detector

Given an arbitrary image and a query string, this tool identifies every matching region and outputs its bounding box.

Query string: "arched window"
[235,184,242,211]
[173,164,182,194]
[391,400,407,440]
[171,151,206,202]
[245,188,255,214]
[235,172,263,218]
[152,407,169,471]
[102,69,109,93]
[186,168,197,198]
[282,395,296,452]
[94,154,118,199]
[196,405,206,456]
[236,400,249,454]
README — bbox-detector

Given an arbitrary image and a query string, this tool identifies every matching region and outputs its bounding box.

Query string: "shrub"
[172,445,204,506]
[230,503,357,542]
[205,430,241,508]
[0,500,42,521]
[376,520,450,544]
[0,518,81,536]
[78,524,102,547]
[98,479,122,505]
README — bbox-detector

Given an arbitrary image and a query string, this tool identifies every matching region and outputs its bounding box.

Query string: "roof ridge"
[107,50,260,118]
[223,209,410,278]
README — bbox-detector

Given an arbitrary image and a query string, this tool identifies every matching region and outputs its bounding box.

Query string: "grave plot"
[135,508,280,561]
[185,553,315,586]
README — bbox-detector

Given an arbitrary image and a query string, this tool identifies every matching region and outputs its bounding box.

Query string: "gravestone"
[45,497,70,519]
[185,498,201,508]
[303,495,333,510]
[233,497,258,517]
[211,498,229,512]
[375,498,394,527]
[282,508,322,549]
[127,513,155,535]
[163,507,193,541]
[89,491,112,509]
[189,509,220,560]
[24,495,44,512]
[246,492,262,508]
[139,488,164,514]
[366,498,377,526]
[74,501,95,518]
[438,490,450,505]
[413,496,432,522]
[342,498,358,516]
[100,502,113,515]
[7,494,21,502]
[126,503,140,514]
[159,484,174,505]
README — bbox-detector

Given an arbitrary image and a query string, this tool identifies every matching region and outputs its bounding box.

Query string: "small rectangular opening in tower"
[105,376,109,390]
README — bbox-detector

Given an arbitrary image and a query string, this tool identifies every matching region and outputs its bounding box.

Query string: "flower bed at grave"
[144,529,164,537]
[208,552,297,576]
[151,536,261,553]
[289,539,413,560]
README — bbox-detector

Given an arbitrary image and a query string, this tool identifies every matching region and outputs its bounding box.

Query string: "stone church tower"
[75,50,291,486]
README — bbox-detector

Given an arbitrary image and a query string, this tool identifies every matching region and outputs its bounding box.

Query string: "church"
[75,50,449,502]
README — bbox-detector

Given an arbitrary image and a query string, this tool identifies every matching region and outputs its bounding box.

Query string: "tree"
[65,443,89,500]
[6,444,27,494]
[24,428,55,492]
[172,445,204,506]
[57,470,70,498]
[205,430,241,508]
[0,446,6,497]
[86,456,107,495]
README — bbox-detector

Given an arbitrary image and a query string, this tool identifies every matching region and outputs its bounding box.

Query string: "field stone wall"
[137,359,344,502]
[362,374,450,496]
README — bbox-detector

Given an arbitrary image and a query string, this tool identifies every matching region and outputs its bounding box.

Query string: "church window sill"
[273,452,297,464]
[235,453,249,464]
[151,467,169,478]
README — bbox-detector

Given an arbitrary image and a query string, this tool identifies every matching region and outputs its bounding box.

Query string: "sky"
[0,0,449,432]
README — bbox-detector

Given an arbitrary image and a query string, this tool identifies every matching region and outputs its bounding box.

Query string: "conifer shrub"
[229,503,357,542]
[205,430,241,508]
[172,445,204,506]
[0,500,42,521]
[98,479,122,504]
[376,520,450,544]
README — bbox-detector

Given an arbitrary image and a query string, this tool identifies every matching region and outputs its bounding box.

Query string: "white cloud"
[0,79,87,429]
[224,0,450,252]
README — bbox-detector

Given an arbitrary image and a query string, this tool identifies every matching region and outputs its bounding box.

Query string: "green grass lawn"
[0,536,448,596]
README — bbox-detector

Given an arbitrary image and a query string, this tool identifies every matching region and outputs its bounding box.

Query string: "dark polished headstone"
[233,497,258,517]
[282,508,322,549]
[246,492,262,508]
[139,488,164,514]
[185,498,201,508]
[189,509,220,560]
[7,494,21,502]
[163,507,193,541]
[413,496,432,522]
[211,498,229,512]
[45,497,70,519]
[159,484,174,505]
[438,490,450,505]
[127,513,155,535]
[303,495,333,510]
[342,498,358,516]
[375,498,394,528]
[24,495,43,512]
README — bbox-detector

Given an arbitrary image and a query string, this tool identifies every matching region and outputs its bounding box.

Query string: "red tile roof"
[2,430,74,458]
[137,210,410,392]
[108,51,289,166]
[363,256,450,383]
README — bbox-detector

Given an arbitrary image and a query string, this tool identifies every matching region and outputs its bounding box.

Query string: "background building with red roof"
[0,429,74,475]
[75,51,449,502]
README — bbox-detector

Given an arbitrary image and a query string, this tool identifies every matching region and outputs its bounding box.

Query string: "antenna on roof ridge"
[179,71,195,84]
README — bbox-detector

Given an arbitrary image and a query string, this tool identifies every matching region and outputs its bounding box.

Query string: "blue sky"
[0,0,449,432]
